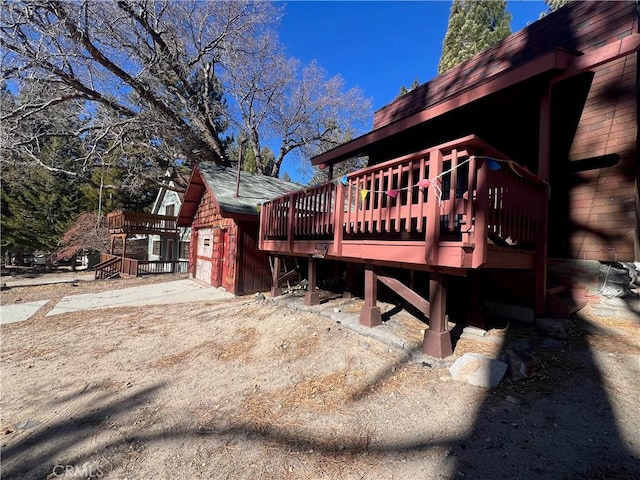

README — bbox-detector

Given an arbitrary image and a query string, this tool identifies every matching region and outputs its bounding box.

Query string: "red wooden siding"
[367,1,637,262]
[557,54,637,261]
[189,188,237,290]
[187,188,273,294]
[236,222,273,295]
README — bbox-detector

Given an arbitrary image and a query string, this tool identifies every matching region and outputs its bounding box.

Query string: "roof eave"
[311,47,577,168]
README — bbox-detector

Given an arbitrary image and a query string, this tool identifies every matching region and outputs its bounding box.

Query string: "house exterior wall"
[556,53,637,261]
[236,221,273,295]
[148,188,191,263]
[547,3,638,261]
[368,1,638,262]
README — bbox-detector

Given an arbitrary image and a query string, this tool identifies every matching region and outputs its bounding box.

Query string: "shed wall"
[190,189,238,292]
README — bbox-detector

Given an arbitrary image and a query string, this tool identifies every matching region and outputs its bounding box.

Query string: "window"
[152,240,161,256]
[165,204,175,216]
[179,241,190,259]
[204,238,211,246]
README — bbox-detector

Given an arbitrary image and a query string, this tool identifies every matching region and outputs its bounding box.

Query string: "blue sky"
[278,1,547,111]
[276,1,548,181]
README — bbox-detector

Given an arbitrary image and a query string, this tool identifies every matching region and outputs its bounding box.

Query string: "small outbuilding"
[176,163,300,295]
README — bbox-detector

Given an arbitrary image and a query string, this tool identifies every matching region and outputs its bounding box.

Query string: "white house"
[147,177,190,270]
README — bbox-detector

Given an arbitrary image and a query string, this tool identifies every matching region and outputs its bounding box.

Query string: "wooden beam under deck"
[376,269,430,317]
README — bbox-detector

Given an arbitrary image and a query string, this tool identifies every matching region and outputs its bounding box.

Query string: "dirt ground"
[1,274,639,480]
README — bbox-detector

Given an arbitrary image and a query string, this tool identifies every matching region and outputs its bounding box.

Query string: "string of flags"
[328,155,542,203]
[257,155,546,212]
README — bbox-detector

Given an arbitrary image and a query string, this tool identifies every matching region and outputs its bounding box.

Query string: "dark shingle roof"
[198,163,302,216]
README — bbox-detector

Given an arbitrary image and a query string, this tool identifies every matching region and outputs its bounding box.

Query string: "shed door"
[195,227,213,284]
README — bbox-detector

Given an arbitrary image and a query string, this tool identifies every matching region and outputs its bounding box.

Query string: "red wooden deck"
[107,211,178,236]
[259,135,548,272]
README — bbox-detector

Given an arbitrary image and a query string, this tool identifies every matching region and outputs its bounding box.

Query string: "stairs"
[94,257,121,280]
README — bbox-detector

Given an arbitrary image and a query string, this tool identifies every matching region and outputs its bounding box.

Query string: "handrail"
[259,135,548,268]
[137,260,189,275]
[107,211,178,234]
[470,157,548,268]
[94,254,121,280]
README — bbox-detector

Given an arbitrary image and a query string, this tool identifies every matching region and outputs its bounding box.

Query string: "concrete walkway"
[1,301,50,325]
[1,270,95,288]
[0,279,233,324]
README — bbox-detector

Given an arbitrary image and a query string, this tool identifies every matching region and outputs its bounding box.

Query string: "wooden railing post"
[331,182,345,256]
[472,161,489,268]
[287,193,295,251]
[425,149,443,265]
[462,154,477,245]
[258,202,266,250]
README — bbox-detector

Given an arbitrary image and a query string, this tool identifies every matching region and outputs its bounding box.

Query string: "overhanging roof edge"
[311,47,577,167]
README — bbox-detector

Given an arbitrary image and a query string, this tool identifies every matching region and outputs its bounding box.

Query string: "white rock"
[449,353,507,388]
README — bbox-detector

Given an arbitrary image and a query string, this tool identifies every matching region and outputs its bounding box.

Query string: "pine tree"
[396,78,421,100]
[437,0,512,74]
[1,166,89,255]
[545,0,570,12]
[0,85,92,258]
[539,0,571,18]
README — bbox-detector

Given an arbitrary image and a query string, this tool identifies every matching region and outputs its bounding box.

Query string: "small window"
[204,238,211,246]
[152,240,161,256]
[165,204,175,216]
[179,241,190,259]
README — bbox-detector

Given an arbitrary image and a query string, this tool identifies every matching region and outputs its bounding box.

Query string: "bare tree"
[224,38,372,178]
[57,212,109,260]
[2,0,371,191]
[1,0,279,188]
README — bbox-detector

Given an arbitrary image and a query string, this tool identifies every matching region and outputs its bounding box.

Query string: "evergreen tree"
[1,166,89,256]
[545,0,570,12]
[438,0,512,74]
[396,78,421,100]
[540,0,571,18]
[0,84,92,258]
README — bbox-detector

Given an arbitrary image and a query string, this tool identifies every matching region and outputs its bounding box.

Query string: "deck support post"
[304,257,320,306]
[270,256,283,297]
[423,272,453,358]
[343,263,356,299]
[359,263,381,327]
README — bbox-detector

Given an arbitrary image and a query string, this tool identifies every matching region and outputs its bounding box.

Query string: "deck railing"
[107,211,178,235]
[95,253,138,279]
[95,254,187,278]
[137,260,189,275]
[259,135,548,269]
